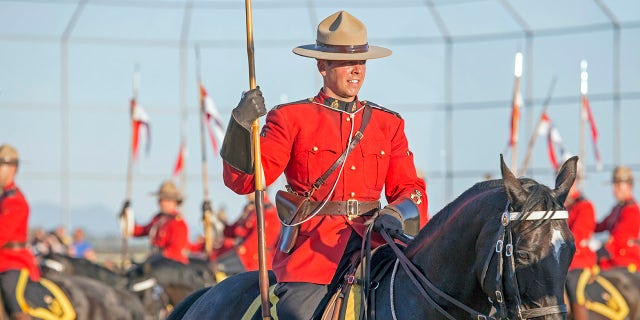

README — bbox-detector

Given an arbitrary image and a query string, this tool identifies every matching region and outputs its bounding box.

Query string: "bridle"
[382,202,570,320]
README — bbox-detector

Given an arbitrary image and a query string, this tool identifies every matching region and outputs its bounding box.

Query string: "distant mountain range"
[30,202,122,237]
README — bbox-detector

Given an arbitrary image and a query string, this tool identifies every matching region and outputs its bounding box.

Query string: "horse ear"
[553,156,578,204]
[500,154,527,207]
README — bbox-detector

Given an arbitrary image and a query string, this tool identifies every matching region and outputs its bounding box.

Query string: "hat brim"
[292,44,391,60]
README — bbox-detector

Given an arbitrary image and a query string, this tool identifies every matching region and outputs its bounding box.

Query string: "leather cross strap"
[310,105,372,192]
[1,241,28,250]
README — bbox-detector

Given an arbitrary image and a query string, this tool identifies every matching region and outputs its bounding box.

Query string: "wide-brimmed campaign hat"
[293,11,392,60]
[151,180,184,201]
[0,144,19,165]
[612,165,634,184]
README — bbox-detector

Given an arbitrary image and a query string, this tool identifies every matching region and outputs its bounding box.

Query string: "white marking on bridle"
[131,278,157,292]
[550,228,565,263]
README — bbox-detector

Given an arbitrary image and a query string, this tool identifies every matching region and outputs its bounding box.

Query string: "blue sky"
[1,0,639,240]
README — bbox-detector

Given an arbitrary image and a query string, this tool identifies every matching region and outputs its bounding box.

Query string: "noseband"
[383,202,569,320]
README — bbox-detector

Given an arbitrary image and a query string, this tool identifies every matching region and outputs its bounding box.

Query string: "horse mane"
[406,176,562,257]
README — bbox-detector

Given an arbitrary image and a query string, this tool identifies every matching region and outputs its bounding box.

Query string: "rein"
[382,202,569,320]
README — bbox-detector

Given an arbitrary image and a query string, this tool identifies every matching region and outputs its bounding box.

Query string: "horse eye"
[516,251,530,262]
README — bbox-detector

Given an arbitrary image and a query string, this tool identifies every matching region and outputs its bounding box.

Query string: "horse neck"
[405,186,506,297]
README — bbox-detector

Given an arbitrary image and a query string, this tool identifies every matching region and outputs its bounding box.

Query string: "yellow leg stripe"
[584,275,629,320]
[13,270,76,320]
[15,269,30,312]
[215,271,228,283]
[241,285,278,320]
[575,268,592,305]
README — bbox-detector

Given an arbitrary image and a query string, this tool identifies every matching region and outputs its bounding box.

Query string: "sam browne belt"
[310,199,380,220]
[1,241,28,250]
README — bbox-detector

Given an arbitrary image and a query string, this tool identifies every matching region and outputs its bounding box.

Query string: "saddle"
[572,267,630,320]
[319,245,397,320]
[239,245,398,320]
[2,270,76,320]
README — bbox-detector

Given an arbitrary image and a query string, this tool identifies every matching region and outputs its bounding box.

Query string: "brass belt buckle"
[346,199,359,220]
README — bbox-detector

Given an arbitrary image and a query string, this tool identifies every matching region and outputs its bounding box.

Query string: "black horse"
[169,155,578,319]
[567,267,640,319]
[0,270,146,320]
[40,253,216,318]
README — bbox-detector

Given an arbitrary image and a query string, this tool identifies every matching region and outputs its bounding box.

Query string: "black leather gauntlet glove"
[373,205,404,236]
[232,87,266,130]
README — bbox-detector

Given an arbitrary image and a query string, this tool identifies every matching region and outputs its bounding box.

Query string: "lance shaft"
[195,46,216,254]
[244,0,270,318]
[121,64,140,269]
[519,76,557,176]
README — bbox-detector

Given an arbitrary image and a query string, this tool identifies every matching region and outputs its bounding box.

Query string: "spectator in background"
[69,227,97,262]
[596,165,640,269]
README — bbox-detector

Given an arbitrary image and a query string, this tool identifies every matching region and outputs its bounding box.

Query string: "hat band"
[315,42,369,54]
[0,158,18,165]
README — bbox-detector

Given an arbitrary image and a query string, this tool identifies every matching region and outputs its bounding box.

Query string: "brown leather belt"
[310,199,380,219]
[1,241,27,250]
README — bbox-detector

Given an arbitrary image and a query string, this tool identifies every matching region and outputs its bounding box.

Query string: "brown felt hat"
[292,11,391,60]
[612,165,634,184]
[152,180,183,201]
[0,144,19,165]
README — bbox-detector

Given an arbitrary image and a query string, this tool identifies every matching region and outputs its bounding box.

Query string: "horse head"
[492,154,577,319]
[403,155,577,320]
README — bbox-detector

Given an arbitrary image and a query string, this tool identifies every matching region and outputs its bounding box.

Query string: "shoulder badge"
[362,100,402,119]
[272,98,313,110]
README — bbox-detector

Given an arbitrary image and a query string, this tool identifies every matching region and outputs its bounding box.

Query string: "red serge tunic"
[133,212,190,264]
[0,183,40,281]
[596,199,640,269]
[566,194,597,270]
[223,91,428,284]
[224,197,280,271]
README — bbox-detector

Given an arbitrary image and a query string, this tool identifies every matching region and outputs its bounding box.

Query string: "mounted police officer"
[563,171,597,320]
[220,11,428,319]
[128,180,203,294]
[132,180,190,265]
[0,144,74,320]
[596,165,640,269]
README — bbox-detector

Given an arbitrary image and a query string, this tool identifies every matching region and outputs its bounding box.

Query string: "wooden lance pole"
[518,76,557,176]
[120,63,140,269]
[579,60,588,188]
[244,1,271,318]
[195,45,223,254]
[510,52,523,174]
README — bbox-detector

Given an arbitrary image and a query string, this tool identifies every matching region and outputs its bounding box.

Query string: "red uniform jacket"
[596,199,640,269]
[566,194,597,270]
[223,198,280,271]
[133,212,189,264]
[0,183,40,281]
[223,91,428,284]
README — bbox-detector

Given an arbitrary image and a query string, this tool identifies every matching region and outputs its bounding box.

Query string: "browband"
[509,210,568,221]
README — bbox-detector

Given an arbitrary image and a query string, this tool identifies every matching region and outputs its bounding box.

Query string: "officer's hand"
[373,206,403,236]
[119,200,131,219]
[202,200,212,213]
[232,87,266,129]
